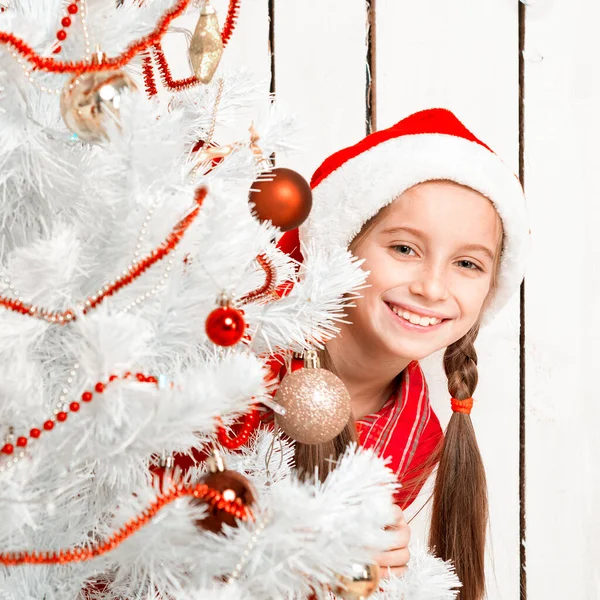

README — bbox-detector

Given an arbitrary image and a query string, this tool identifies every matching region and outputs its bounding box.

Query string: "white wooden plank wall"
[164,1,600,597]
[524,0,600,598]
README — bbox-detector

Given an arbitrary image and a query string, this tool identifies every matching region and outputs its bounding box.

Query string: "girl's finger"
[392,525,411,549]
[379,565,408,579]
[385,506,408,530]
[375,547,410,568]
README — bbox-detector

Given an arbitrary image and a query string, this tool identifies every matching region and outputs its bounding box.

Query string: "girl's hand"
[375,505,411,578]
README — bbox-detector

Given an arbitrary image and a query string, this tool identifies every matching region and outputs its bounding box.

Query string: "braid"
[444,324,479,399]
[429,323,489,600]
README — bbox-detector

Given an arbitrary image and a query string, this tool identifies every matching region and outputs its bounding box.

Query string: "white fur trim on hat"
[299,133,530,325]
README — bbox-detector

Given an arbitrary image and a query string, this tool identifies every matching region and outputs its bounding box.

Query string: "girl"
[275,108,530,600]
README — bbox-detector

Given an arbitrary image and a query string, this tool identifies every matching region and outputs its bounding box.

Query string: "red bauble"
[205,306,246,347]
[192,469,256,534]
[249,167,312,232]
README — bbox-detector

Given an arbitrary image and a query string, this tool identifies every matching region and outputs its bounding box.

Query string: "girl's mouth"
[385,302,449,332]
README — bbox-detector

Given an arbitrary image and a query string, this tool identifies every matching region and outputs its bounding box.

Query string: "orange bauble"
[249,167,312,232]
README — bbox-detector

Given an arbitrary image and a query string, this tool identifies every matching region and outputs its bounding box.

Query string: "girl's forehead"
[374,182,502,244]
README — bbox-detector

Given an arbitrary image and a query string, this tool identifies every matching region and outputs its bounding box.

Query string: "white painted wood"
[272,0,368,180]
[374,2,521,598]
[523,1,600,597]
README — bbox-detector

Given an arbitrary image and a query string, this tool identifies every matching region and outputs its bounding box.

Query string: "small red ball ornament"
[249,167,312,232]
[205,295,246,347]
[192,450,256,534]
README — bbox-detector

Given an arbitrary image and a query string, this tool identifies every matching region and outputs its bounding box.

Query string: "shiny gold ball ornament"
[189,1,224,84]
[274,350,351,445]
[334,562,381,599]
[60,69,137,143]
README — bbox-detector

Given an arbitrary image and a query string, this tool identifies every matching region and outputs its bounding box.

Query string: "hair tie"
[451,397,474,415]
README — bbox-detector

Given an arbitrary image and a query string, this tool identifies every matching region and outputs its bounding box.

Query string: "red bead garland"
[0,188,207,325]
[0,481,251,566]
[216,407,261,449]
[1,372,159,456]
[50,0,79,56]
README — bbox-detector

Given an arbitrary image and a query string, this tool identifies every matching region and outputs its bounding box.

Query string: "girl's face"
[349,180,502,361]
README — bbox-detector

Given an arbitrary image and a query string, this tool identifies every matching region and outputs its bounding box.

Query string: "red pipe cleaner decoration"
[152,41,197,92]
[141,52,158,97]
[144,0,242,97]
[0,481,251,565]
[239,254,276,305]
[221,0,241,47]
[0,187,207,324]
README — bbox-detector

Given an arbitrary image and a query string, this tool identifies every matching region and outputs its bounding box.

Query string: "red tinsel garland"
[0,481,251,565]
[239,254,276,305]
[143,0,242,97]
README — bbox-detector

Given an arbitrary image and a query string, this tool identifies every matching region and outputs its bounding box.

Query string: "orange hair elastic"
[451,397,474,415]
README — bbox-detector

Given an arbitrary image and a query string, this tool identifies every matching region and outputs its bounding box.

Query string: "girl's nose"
[408,266,450,302]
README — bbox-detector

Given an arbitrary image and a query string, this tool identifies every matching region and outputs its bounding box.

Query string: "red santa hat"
[283,108,530,325]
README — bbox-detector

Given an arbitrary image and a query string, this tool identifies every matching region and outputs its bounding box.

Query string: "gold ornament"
[334,562,381,599]
[60,69,137,143]
[274,350,351,445]
[189,2,224,84]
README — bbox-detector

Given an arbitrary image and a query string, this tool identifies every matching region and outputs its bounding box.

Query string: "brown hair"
[294,183,503,600]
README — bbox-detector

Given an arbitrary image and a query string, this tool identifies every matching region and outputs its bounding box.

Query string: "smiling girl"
[276,108,529,599]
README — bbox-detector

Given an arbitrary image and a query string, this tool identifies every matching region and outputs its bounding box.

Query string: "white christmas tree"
[0,1,459,598]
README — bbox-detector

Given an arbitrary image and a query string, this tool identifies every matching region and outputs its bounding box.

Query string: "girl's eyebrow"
[381,226,495,261]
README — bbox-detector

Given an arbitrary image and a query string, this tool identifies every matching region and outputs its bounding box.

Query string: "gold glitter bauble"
[274,351,351,445]
[189,2,224,84]
[334,562,381,599]
[60,69,137,143]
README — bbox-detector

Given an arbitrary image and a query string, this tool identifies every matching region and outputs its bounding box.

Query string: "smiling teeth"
[388,304,442,327]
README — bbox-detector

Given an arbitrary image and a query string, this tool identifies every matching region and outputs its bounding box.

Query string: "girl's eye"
[457,259,482,271]
[393,245,416,256]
